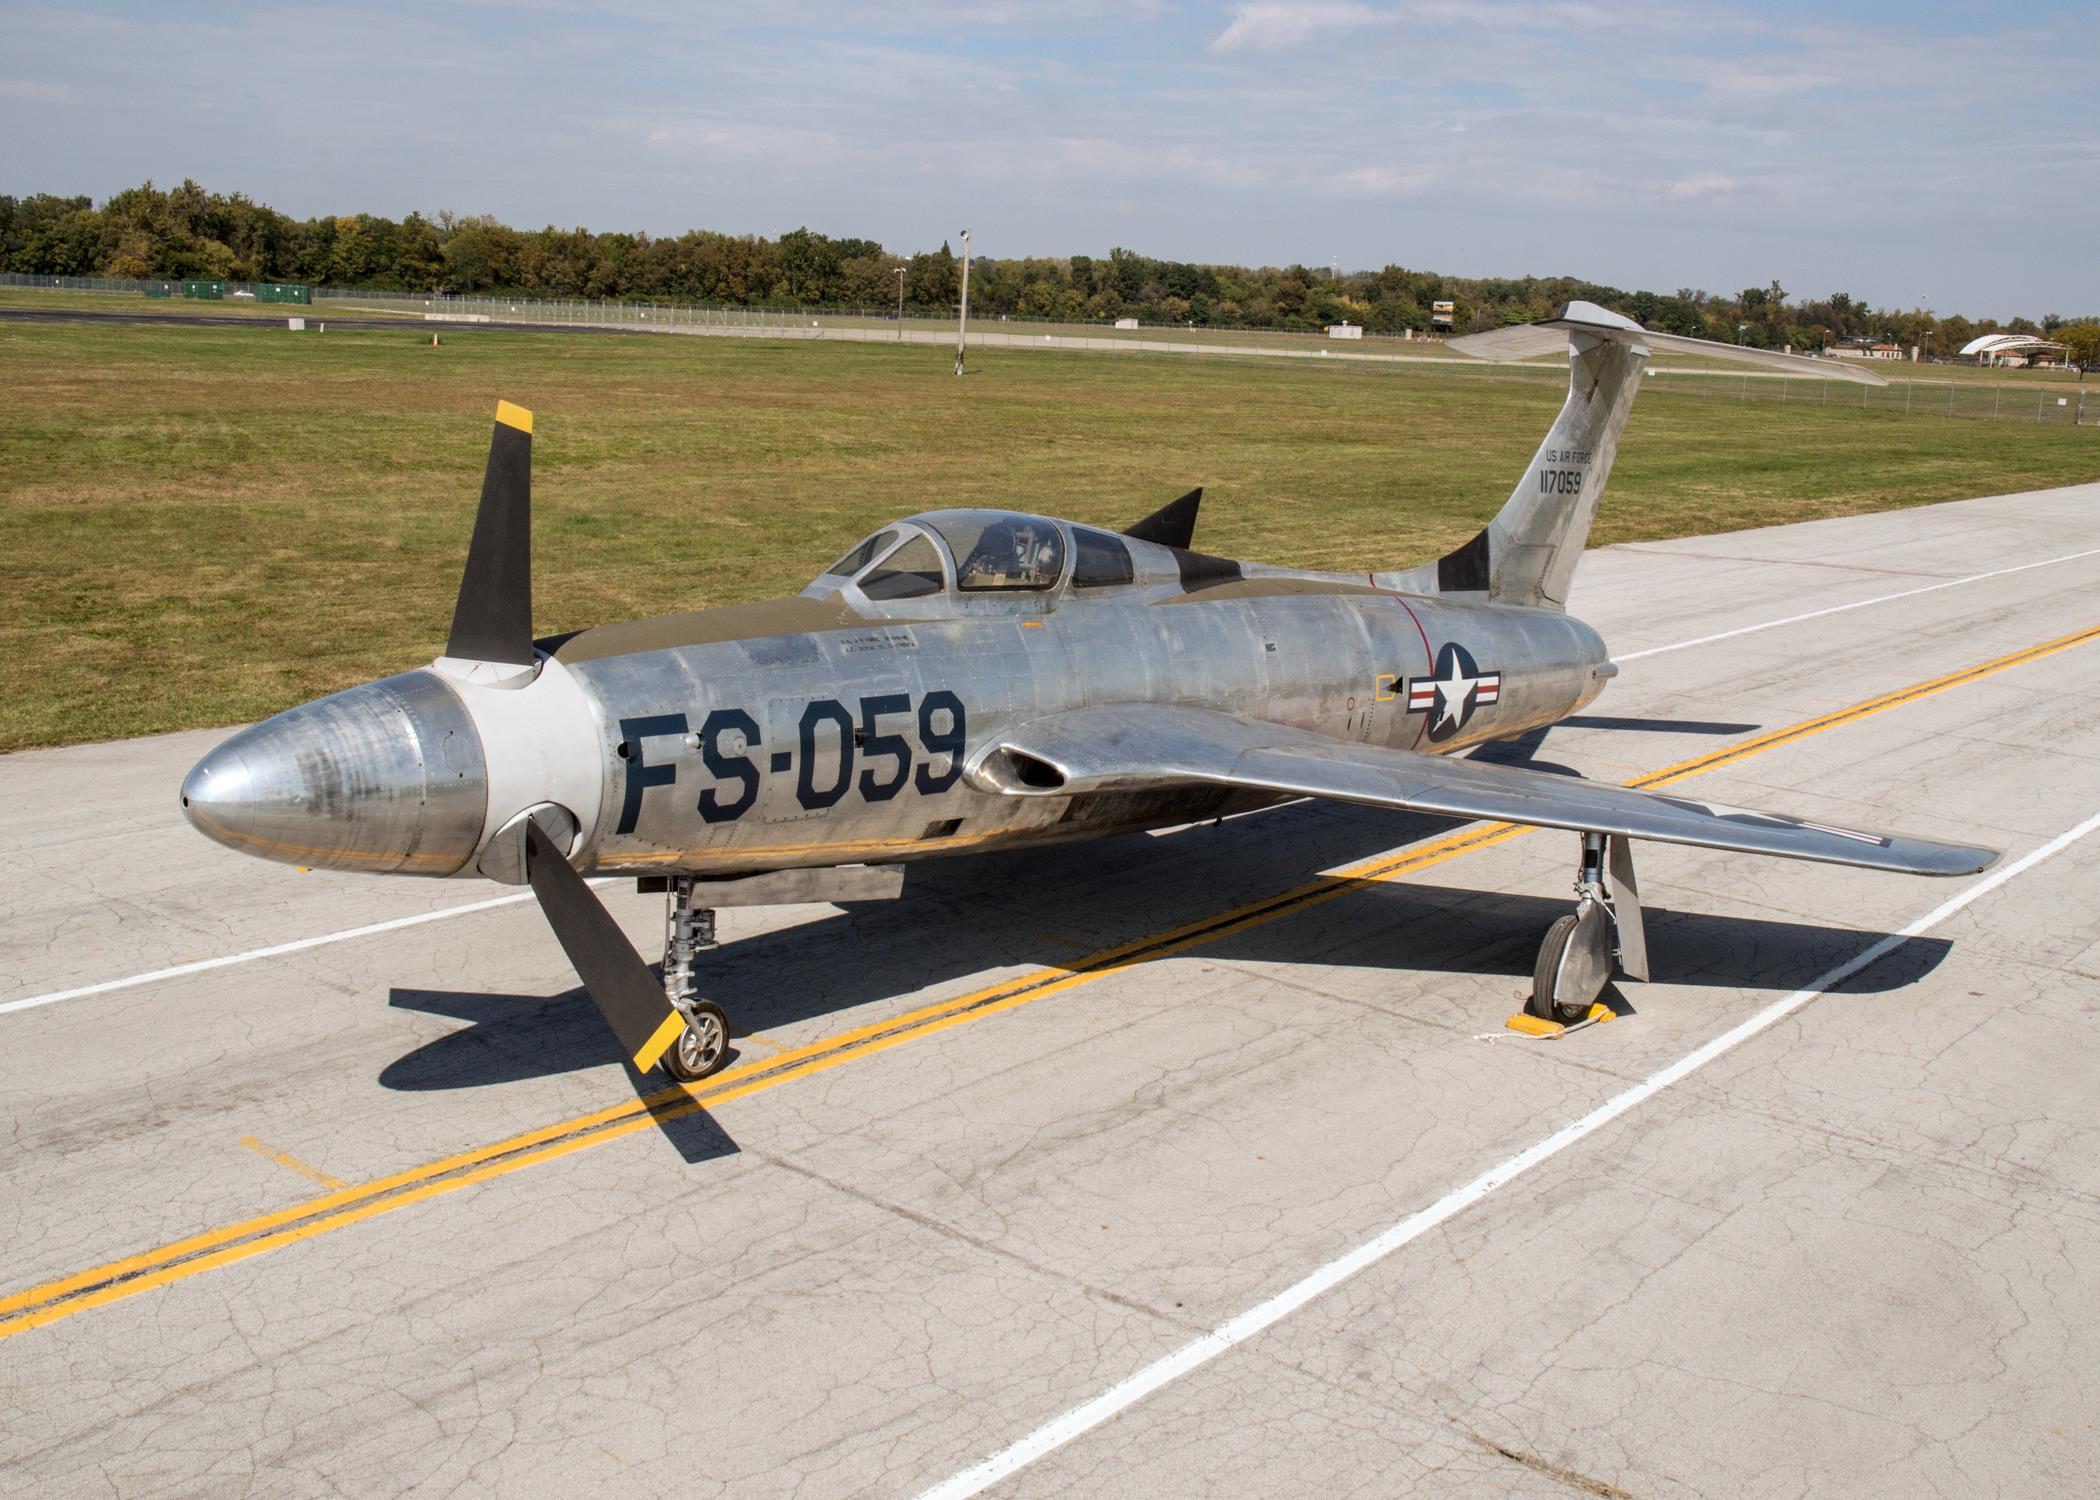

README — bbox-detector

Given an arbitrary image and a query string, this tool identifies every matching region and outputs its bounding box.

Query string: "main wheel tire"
[1528,913,1586,1024]
[662,1000,730,1082]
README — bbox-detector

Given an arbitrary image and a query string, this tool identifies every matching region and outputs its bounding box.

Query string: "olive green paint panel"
[553,594,912,664]
[1150,576,1387,606]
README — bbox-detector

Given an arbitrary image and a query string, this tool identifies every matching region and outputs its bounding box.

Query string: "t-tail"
[1379,300,1888,610]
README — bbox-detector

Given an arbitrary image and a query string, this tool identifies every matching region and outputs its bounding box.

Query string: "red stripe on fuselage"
[1384,590,1437,751]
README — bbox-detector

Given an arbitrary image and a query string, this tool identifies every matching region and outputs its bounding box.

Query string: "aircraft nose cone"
[180,670,489,875]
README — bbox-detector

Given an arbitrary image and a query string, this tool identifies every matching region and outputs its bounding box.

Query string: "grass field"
[0,287,399,320]
[1,315,2094,752]
[14,286,2090,384]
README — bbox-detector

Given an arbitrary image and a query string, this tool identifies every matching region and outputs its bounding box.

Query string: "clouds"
[0,1,2092,314]
[1335,164,1435,198]
[0,80,81,106]
[1210,2,1395,53]
[1665,175,1740,200]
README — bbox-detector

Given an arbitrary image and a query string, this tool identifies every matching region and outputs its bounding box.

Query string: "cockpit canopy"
[820,528,899,580]
[813,509,1139,600]
[926,511,1063,590]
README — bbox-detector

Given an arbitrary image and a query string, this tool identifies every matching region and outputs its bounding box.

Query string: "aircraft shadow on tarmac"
[381,987,740,1161]
[380,751,1950,1158]
[1466,715,1760,776]
[1558,715,1761,736]
[383,877,1946,1091]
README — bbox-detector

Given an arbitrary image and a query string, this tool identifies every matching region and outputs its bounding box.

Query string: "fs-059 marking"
[619,693,967,832]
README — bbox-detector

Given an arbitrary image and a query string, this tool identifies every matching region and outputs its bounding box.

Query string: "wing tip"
[1928,844,2001,877]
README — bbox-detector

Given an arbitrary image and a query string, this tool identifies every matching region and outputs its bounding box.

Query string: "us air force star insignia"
[1405,642,1500,741]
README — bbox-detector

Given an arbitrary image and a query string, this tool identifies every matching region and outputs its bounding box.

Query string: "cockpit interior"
[814,510,1140,601]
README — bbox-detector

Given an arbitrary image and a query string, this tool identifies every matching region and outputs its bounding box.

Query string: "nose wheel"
[664,1000,730,1082]
[660,877,732,1082]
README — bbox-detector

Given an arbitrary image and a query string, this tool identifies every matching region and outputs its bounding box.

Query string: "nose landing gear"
[660,876,731,1082]
[640,863,908,1082]
[1528,832,1648,1025]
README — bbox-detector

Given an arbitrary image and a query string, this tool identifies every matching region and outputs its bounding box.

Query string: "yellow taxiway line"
[2,621,2095,1343]
[237,1137,348,1191]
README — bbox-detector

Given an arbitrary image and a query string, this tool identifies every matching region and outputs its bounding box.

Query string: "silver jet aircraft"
[181,302,1993,1082]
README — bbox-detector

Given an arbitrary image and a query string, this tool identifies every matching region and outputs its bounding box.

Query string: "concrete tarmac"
[2,484,2098,1498]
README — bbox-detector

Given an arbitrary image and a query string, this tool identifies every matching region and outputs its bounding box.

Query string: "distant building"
[1960,332,2069,368]
[1113,317,1139,330]
[1327,323,1363,340]
[1431,300,1455,332]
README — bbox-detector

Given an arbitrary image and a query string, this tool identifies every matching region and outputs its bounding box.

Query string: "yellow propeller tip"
[495,400,533,434]
[633,1010,689,1074]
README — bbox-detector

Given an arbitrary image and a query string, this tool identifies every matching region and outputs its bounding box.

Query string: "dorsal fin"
[1124,488,1202,549]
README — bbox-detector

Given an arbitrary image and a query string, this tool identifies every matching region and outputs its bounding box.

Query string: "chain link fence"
[5,273,2090,429]
[311,287,1429,355]
[1641,366,2092,429]
[0,272,170,294]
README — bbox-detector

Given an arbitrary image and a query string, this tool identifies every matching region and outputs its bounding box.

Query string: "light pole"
[954,229,972,376]
[895,264,906,341]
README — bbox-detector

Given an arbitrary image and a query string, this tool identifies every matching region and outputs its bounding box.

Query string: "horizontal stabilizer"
[1126,488,1203,549]
[1452,301,1888,386]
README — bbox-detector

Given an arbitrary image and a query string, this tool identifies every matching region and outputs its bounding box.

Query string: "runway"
[3,483,2098,1497]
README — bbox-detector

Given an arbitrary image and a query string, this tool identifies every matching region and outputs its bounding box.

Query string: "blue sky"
[3,1,2094,316]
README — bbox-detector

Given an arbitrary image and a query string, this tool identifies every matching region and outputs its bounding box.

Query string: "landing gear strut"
[1528,832,1649,1025]
[661,876,730,1081]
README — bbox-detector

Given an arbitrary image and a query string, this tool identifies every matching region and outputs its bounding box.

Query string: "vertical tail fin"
[1379,301,1885,610]
[1462,311,1647,609]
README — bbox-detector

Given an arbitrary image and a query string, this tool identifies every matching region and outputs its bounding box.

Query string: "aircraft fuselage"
[559,580,1611,875]
[181,552,1611,884]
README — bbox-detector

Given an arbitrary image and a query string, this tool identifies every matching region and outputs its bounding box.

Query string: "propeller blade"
[523,820,686,1074]
[446,400,535,666]
[1124,487,1202,550]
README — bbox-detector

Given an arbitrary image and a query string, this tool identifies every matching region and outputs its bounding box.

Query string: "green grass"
[0,287,399,319]
[1,316,2093,752]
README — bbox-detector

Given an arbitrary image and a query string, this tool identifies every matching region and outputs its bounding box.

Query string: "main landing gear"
[661,876,731,1082]
[1528,831,1650,1025]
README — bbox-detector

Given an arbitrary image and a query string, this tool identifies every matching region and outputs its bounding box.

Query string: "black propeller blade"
[1124,487,1202,550]
[523,820,687,1075]
[447,401,535,665]
[440,404,688,1079]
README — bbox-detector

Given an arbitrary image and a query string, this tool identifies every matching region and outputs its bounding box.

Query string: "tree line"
[4,179,2093,364]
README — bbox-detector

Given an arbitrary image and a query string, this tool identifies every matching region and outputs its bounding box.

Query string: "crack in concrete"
[1462,1426,1645,1498]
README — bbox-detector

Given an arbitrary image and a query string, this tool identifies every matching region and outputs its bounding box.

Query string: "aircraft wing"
[971,704,1995,876]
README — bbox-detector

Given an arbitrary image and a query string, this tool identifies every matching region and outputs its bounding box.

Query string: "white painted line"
[918,808,2100,1500]
[1616,544,2100,662]
[0,880,618,1018]
[9,540,2095,1021]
